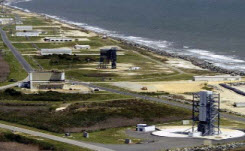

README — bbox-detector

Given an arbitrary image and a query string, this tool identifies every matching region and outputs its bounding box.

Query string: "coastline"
[5,4,245,76]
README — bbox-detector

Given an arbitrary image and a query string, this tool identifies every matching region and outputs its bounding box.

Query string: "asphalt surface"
[0,27,33,72]
[0,123,114,151]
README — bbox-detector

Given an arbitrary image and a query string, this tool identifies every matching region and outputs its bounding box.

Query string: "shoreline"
[6,4,245,76]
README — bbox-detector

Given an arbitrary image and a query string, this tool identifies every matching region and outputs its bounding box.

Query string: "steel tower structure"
[192,91,221,136]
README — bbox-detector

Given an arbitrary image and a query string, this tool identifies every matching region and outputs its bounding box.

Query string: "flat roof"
[194,75,241,78]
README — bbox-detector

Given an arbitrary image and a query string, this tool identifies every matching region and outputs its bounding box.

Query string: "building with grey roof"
[41,48,72,56]
[16,31,40,37]
[16,26,33,31]
[44,37,73,42]
[193,75,241,82]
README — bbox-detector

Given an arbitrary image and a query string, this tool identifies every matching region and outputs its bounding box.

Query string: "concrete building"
[74,45,90,50]
[44,37,73,42]
[16,31,40,37]
[41,49,72,56]
[29,71,65,90]
[16,26,33,31]
[0,18,13,24]
[136,124,156,132]
[193,75,242,82]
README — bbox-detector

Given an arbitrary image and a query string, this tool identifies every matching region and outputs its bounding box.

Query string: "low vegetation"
[0,96,191,133]
[0,54,10,82]
[0,89,92,102]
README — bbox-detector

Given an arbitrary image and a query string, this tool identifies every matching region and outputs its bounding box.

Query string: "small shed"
[74,45,91,50]
[129,67,141,70]
[136,124,156,132]
[41,49,72,55]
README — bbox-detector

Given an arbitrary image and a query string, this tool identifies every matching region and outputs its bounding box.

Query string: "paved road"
[0,123,114,151]
[0,27,33,72]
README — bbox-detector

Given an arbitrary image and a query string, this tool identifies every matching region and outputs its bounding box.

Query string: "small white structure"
[74,45,91,50]
[16,26,33,31]
[0,18,13,24]
[129,67,141,70]
[193,75,241,82]
[16,31,40,37]
[136,124,156,132]
[234,102,245,108]
[182,120,190,125]
[41,49,72,56]
[44,37,73,42]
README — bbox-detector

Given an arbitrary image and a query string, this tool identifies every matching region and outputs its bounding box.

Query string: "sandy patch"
[63,30,93,37]
[167,58,205,70]
[112,81,209,93]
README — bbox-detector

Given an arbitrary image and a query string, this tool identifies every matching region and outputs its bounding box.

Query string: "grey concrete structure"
[16,31,40,37]
[16,25,33,31]
[41,48,72,55]
[193,75,241,82]
[29,71,65,90]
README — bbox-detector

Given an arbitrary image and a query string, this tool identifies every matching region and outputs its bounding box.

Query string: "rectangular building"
[16,31,40,37]
[41,48,72,55]
[0,18,13,24]
[16,26,33,31]
[29,71,65,90]
[74,45,91,49]
[193,75,242,82]
[44,37,73,42]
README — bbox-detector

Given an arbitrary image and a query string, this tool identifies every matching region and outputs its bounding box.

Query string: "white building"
[41,48,72,55]
[129,67,141,70]
[136,124,156,132]
[16,26,33,31]
[16,31,40,37]
[193,75,242,82]
[0,18,13,24]
[44,37,73,42]
[74,45,91,50]
[29,71,65,90]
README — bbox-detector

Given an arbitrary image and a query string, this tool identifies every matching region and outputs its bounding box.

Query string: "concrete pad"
[152,126,245,140]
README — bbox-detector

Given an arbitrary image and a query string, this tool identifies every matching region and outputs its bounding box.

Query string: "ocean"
[7,0,245,71]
